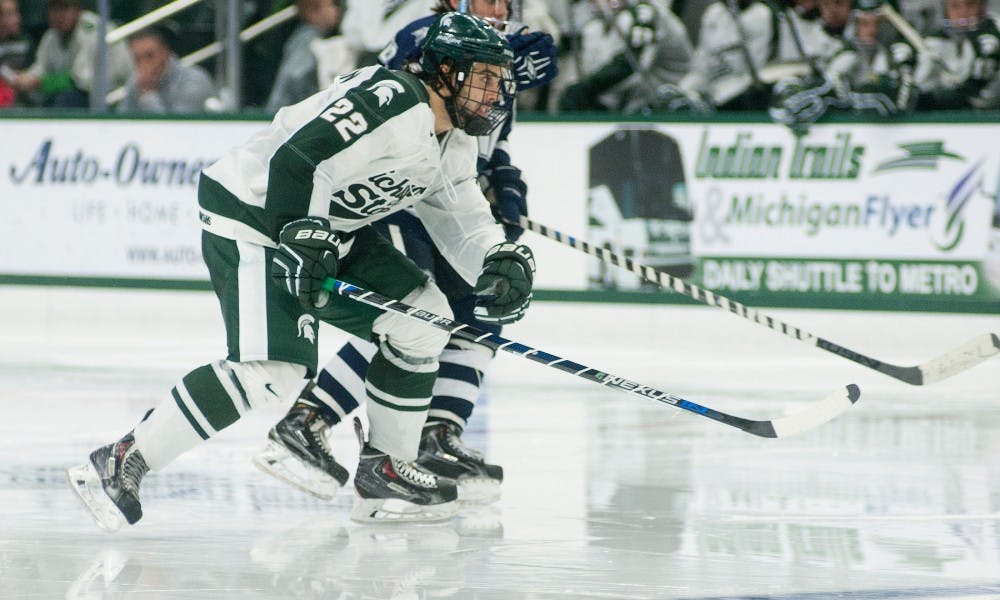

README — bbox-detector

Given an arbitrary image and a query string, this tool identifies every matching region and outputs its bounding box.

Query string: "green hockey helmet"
[418,12,516,135]
[420,12,514,74]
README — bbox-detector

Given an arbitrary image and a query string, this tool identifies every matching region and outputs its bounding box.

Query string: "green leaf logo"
[874,141,964,173]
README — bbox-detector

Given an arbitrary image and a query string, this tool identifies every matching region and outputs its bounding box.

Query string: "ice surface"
[1,286,998,599]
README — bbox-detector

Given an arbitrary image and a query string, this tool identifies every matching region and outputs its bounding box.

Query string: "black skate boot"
[67,432,149,532]
[253,398,350,500]
[350,418,458,523]
[416,420,503,504]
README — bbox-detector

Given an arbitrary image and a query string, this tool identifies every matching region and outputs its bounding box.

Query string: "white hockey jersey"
[577,0,694,110]
[341,0,437,53]
[199,66,506,285]
[916,15,1000,108]
[680,0,778,105]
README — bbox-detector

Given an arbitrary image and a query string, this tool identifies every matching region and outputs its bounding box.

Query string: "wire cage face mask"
[419,12,516,135]
[448,63,516,136]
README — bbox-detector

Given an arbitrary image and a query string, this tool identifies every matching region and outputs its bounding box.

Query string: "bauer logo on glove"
[271,217,342,310]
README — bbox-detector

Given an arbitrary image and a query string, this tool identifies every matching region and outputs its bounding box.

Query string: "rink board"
[0,115,998,313]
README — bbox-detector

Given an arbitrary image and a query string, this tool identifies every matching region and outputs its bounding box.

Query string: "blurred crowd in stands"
[1,0,998,127]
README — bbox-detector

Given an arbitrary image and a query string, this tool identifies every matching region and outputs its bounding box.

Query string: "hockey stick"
[591,0,664,102]
[511,215,1000,385]
[322,277,860,438]
[764,1,821,83]
[880,3,930,55]
[723,0,765,90]
[879,3,956,75]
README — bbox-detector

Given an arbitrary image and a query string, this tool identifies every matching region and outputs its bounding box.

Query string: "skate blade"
[252,441,342,501]
[457,477,501,505]
[350,497,458,524]
[66,463,127,533]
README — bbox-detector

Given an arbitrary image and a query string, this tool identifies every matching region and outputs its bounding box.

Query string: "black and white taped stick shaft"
[323,278,860,438]
[514,216,1000,385]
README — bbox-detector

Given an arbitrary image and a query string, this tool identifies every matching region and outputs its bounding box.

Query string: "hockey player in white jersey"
[254,0,557,506]
[678,0,781,110]
[557,0,695,112]
[915,0,1000,109]
[67,13,534,529]
[769,0,917,129]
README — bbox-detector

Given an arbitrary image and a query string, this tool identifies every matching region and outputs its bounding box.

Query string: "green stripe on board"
[181,365,241,432]
[172,388,210,440]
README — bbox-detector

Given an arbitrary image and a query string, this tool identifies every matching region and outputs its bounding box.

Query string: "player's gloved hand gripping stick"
[271,217,342,310]
[473,242,535,325]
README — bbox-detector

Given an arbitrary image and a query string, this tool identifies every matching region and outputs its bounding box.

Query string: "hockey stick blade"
[323,278,861,438]
[515,216,1000,385]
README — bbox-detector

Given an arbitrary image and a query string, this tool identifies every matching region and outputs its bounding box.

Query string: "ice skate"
[252,399,349,500]
[416,420,503,504]
[350,418,458,523]
[67,432,149,533]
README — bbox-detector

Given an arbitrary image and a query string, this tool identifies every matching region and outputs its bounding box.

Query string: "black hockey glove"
[507,28,558,91]
[271,217,341,310]
[473,242,535,325]
[487,165,528,241]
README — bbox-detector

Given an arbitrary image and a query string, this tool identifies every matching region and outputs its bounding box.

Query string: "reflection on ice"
[1,290,998,598]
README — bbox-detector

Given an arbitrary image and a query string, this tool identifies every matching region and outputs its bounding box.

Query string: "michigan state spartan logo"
[297,314,317,344]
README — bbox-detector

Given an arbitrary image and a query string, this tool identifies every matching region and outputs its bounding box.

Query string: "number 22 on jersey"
[320,98,369,142]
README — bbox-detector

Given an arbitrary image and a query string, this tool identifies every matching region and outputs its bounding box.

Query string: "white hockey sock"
[132,399,206,472]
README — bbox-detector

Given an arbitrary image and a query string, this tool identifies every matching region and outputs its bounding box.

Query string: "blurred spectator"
[340,0,435,68]
[511,0,562,110]
[0,0,31,107]
[772,0,850,67]
[678,0,780,110]
[265,0,341,113]
[819,0,852,35]
[17,0,46,43]
[117,25,215,113]
[915,0,1000,108]
[830,0,916,108]
[112,0,170,26]
[770,0,917,129]
[11,0,131,108]
[901,0,943,35]
[558,0,694,113]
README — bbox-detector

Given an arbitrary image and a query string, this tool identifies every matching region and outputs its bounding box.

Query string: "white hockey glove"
[271,217,341,310]
[473,242,535,325]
